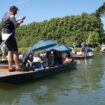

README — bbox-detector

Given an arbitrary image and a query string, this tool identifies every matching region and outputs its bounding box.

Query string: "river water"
[0,52,105,105]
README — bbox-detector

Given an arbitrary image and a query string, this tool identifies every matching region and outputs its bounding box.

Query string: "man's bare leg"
[8,51,13,69]
[13,51,20,69]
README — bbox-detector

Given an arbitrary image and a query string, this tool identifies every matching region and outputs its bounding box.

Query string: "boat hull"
[100,51,105,54]
[72,55,94,59]
[0,61,77,83]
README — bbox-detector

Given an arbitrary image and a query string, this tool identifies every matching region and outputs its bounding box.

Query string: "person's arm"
[10,15,23,28]
[17,17,26,22]
[10,15,18,27]
[17,17,25,21]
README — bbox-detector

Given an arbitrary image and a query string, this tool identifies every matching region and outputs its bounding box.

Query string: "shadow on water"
[0,52,105,105]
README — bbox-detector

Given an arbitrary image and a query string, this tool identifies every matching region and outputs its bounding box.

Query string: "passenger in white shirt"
[33,53,42,62]
[32,53,43,69]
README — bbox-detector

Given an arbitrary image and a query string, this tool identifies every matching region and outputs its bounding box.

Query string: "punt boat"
[100,44,105,54]
[0,60,77,83]
[72,54,94,59]
[0,40,77,83]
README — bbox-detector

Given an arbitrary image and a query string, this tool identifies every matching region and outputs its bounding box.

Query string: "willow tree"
[95,2,105,43]
[96,2,105,18]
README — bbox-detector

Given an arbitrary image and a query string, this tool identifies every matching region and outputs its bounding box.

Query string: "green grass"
[18,47,28,53]
[73,47,98,52]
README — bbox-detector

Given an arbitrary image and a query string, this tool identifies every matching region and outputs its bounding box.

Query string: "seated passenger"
[40,52,47,68]
[32,53,43,70]
[33,53,42,62]
[76,49,84,56]
[53,51,63,66]
[21,53,33,71]
[63,54,72,64]
[46,51,53,67]
[26,54,33,69]
[58,52,64,65]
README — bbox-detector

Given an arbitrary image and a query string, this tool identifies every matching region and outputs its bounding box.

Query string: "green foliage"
[18,47,27,53]
[100,33,105,44]
[14,12,104,48]
[95,2,105,17]
[86,32,100,46]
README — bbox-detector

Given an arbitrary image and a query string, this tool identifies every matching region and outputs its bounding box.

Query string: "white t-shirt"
[10,15,17,27]
[33,57,42,62]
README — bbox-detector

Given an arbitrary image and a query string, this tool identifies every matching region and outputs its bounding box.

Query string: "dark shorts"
[5,36,18,52]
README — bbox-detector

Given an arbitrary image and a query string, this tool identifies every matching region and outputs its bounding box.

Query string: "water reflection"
[0,52,105,105]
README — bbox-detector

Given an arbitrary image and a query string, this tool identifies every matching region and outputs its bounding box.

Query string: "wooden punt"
[0,59,8,64]
[100,45,105,54]
[72,54,94,59]
[100,50,105,54]
[0,60,77,83]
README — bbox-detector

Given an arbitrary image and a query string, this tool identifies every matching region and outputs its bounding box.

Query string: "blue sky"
[0,0,105,28]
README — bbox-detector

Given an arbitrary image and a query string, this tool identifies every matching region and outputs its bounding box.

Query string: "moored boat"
[71,45,94,59]
[100,44,105,53]
[72,54,94,59]
[72,51,94,59]
[0,59,8,64]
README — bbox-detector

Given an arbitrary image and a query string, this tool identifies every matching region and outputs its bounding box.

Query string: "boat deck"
[0,65,34,77]
[0,70,33,77]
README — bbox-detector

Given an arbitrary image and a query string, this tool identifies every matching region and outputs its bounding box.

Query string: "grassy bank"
[73,47,98,52]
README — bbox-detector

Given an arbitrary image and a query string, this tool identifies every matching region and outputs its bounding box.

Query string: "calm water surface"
[0,52,105,105]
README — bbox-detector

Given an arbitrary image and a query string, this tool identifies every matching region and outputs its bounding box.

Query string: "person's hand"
[17,16,26,21]
[17,20,23,23]
[20,20,23,24]
[22,16,26,20]
[17,20,23,26]
[17,16,26,26]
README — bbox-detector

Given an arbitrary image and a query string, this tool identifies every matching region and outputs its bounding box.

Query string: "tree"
[86,32,100,47]
[95,2,105,18]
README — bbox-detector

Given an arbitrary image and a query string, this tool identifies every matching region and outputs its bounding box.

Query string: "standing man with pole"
[1,6,25,71]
